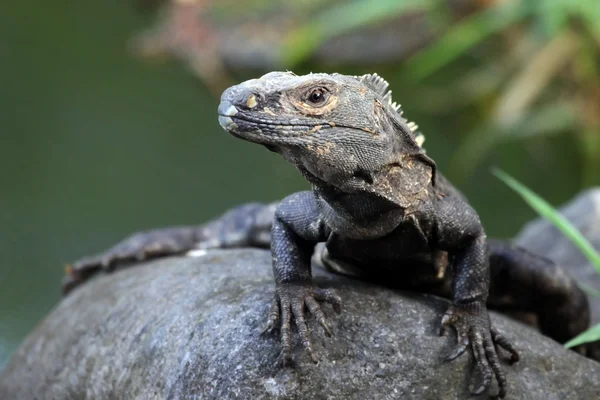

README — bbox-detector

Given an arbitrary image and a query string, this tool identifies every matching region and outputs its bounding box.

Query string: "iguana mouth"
[218,99,324,138]
[219,115,321,143]
[225,115,319,129]
[218,99,383,143]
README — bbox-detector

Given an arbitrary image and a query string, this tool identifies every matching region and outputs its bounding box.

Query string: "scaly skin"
[65,72,595,398]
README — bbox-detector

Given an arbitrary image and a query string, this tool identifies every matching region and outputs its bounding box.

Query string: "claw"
[471,382,488,396]
[491,327,520,363]
[305,296,332,336]
[439,313,452,336]
[472,338,493,396]
[261,297,280,334]
[484,336,507,398]
[261,322,274,334]
[266,282,340,365]
[445,335,469,361]
[276,349,293,367]
[313,288,342,313]
[291,300,316,363]
[440,305,515,399]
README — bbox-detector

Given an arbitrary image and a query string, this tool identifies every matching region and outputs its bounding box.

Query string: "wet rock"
[1,249,599,400]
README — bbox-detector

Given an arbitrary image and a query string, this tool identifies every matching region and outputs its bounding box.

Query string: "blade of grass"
[492,168,600,274]
[494,169,600,348]
[564,323,600,348]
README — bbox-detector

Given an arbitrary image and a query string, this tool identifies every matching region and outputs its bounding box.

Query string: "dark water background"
[0,1,586,367]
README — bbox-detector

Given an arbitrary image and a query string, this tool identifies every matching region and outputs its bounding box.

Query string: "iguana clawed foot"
[262,282,342,365]
[440,303,520,398]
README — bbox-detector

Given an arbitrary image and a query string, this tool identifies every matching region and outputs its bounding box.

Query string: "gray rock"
[516,188,600,324]
[1,249,599,400]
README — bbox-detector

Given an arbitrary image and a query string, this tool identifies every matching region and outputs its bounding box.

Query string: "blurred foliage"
[138,0,600,185]
[132,0,473,91]
[287,0,600,183]
[400,0,600,184]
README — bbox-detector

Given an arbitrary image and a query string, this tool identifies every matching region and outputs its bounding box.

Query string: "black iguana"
[64,71,593,398]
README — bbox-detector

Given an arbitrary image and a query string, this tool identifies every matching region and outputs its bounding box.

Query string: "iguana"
[64,71,593,398]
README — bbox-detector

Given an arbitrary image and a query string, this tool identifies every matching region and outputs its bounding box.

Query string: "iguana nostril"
[220,84,257,110]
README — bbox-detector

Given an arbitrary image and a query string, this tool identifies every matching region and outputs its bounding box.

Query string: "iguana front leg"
[64,203,276,294]
[434,197,519,398]
[262,191,342,364]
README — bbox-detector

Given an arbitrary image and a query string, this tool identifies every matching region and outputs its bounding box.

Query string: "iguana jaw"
[218,99,332,145]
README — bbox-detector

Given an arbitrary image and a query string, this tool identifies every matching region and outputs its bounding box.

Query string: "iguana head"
[218,71,435,207]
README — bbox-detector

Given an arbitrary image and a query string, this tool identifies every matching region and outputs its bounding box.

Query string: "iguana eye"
[306,88,328,106]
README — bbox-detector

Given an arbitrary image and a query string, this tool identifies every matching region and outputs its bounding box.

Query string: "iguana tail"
[63,202,277,295]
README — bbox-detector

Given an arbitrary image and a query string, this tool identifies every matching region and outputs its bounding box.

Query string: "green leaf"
[403,0,530,81]
[493,169,600,274]
[493,168,600,349]
[564,323,600,348]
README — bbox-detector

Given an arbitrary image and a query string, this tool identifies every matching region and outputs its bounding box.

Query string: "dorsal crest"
[357,73,401,113]
[355,73,425,148]
[359,73,390,97]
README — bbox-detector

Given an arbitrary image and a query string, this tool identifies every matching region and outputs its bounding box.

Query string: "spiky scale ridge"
[414,132,426,148]
[355,73,424,148]
[358,73,390,98]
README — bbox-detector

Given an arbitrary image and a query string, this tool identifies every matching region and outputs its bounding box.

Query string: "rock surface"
[516,188,600,324]
[1,249,599,400]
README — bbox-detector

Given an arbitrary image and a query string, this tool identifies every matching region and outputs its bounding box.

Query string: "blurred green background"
[1,0,598,368]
